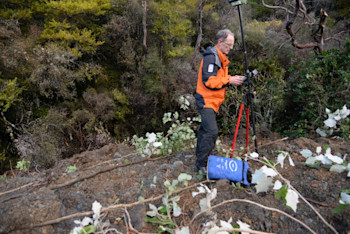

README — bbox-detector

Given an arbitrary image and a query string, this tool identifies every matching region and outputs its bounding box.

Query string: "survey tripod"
[228,0,258,158]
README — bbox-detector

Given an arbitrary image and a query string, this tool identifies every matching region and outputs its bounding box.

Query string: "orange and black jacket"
[195,46,231,113]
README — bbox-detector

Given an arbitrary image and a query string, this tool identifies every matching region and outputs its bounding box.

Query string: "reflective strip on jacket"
[195,46,230,113]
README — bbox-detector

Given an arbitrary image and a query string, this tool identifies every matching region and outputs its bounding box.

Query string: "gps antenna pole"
[237,5,258,153]
[228,1,258,157]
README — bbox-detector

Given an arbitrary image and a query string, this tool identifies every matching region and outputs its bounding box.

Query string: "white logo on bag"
[208,64,214,73]
[229,160,238,172]
[215,158,237,172]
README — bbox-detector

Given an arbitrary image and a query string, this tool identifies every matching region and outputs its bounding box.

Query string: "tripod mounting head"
[243,69,258,86]
[228,0,247,7]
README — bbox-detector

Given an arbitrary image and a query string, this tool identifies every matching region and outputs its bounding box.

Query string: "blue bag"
[207,155,250,186]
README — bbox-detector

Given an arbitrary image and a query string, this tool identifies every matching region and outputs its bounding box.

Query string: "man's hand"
[229,75,244,86]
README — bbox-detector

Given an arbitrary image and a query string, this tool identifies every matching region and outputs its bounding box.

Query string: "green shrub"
[219,57,286,134]
[279,38,350,137]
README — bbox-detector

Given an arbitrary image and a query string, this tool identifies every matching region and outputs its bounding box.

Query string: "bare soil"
[0,135,349,233]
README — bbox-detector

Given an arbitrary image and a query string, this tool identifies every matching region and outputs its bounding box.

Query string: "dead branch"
[263,0,329,55]
[48,154,171,190]
[247,156,339,234]
[16,180,211,231]
[258,137,289,148]
[0,181,42,197]
[262,0,293,17]
[124,208,139,234]
[305,198,330,207]
[325,30,350,42]
[48,158,148,190]
[0,153,171,206]
[190,198,316,234]
[209,228,272,234]
[84,152,137,170]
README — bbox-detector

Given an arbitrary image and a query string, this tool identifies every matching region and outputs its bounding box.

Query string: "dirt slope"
[0,136,349,233]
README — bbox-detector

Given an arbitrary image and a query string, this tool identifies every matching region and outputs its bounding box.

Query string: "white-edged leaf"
[326,154,344,164]
[81,217,93,226]
[305,157,321,168]
[199,197,208,212]
[175,226,190,234]
[316,128,327,137]
[251,167,267,184]
[288,155,295,167]
[255,177,273,193]
[153,142,162,148]
[147,132,157,143]
[286,189,299,212]
[164,180,171,187]
[341,192,350,204]
[324,118,336,128]
[219,219,233,228]
[173,201,182,217]
[315,155,332,165]
[237,220,252,234]
[316,146,322,154]
[262,166,278,177]
[340,105,350,118]
[250,152,259,159]
[149,203,157,211]
[207,188,217,204]
[92,201,102,218]
[277,152,286,168]
[171,195,181,202]
[300,149,313,158]
[330,165,347,173]
[178,173,192,181]
[146,210,157,217]
[207,226,226,234]
[74,220,81,225]
[192,186,206,197]
[71,227,83,234]
[273,180,283,190]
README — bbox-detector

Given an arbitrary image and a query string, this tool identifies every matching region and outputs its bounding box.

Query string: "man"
[195,29,244,173]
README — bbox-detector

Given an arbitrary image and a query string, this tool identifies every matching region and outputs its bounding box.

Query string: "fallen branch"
[15,180,211,231]
[305,198,330,207]
[48,155,171,190]
[209,228,272,234]
[84,152,138,170]
[0,181,41,197]
[259,137,289,148]
[190,198,316,234]
[247,156,338,234]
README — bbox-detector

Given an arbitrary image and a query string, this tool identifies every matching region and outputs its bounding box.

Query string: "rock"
[129,204,147,230]
[159,163,170,171]
[171,161,184,176]
[0,187,61,233]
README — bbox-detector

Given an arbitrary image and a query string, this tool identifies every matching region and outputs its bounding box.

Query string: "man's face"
[218,34,234,55]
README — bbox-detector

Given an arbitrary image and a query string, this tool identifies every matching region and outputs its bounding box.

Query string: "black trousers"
[195,108,218,168]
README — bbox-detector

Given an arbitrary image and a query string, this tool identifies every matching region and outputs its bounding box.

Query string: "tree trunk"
[142,0,147,54]
[192,0,206,70]
[263,0,328,55]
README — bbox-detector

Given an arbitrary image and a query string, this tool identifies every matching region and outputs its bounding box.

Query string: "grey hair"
[215,29,234,43]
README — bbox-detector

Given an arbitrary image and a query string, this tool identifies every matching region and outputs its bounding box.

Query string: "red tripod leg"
[230,103,244,158]
[246,107,250,153]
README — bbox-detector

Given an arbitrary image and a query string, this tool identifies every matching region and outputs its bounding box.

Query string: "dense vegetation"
[0,0,349,173]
